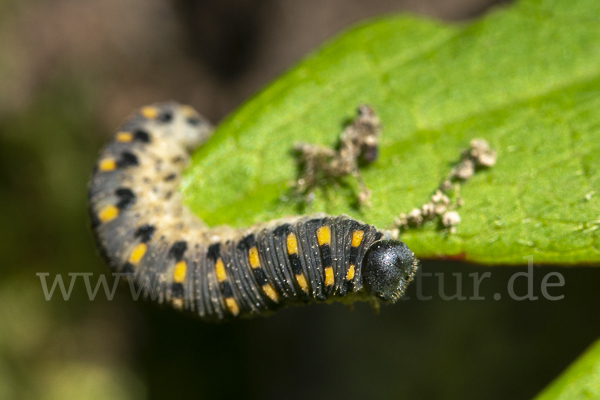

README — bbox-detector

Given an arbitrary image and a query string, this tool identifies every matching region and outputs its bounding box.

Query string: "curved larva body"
[89,102,418,321]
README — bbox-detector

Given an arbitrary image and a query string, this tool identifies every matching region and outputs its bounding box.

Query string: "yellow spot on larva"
[215,258,227,282]
[115,131,133,142]
[324,267,334,286]
[248,247,260,269]
[173,261,187,283]
[141,106,158,119]
[351,230,364,247]
[296,273,309,293]
[98,158,116,171]
[225,297,239,316]
[98,205,119,222]
[346,265,355,281]
[262,284,279,302]
[316,226,331,246]
[128,243,147,265]
[286,233,298,255]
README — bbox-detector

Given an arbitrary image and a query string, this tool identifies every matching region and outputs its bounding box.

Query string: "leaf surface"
[534,338,600,400]
[183,0,600,264]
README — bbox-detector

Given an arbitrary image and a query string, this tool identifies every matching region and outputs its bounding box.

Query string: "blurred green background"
[2,0,600,399]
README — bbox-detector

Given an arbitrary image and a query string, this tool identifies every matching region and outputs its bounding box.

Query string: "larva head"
[362,239,418,302]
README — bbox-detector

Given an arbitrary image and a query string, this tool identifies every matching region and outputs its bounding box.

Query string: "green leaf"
[182,0,600,265]
[533,338,600,400]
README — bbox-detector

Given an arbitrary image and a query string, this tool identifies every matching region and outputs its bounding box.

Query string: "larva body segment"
[89,102,419,321]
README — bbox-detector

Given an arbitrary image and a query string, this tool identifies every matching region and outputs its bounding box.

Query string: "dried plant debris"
[440,138,497,190]
[293,107,496,235]
[394,139,497,234]
[293,104,381,206]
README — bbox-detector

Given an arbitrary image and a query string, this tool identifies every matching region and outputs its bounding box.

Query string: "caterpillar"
[89,102,419,321]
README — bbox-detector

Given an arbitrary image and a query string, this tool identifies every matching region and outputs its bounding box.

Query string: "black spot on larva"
[171,283,184,298]
[253,268,268,285]
[187,117,201,126]
[319,244,332,267]
[289,254,303,275]
[157,111,173,123]
[115,188,136,209]
[273,224,291,237]
[238,234,256,250]
[349,245,360,267]
[135,224,155,243]
[172,156,184,164]
[169,241,188,261]
[207,243,221,261]
[220,281,234,298]
[164,173,177,182]
[117,152,139,168]
[122,262,134,274]
[165,191,173,200]
[346,220,363,232]
[308,217,326,226]
[134,129,151,143]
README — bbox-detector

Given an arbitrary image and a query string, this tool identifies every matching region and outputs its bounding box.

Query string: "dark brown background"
[1,0,510,125]
[2,1,599,399]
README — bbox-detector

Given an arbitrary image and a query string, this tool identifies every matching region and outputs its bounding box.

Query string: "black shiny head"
[362,239,418,302]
